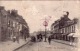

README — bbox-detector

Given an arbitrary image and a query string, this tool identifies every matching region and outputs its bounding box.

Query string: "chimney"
[66,12,69,16]
[11,9,17,14]
[11,9,18,16]
[63,11,69,18]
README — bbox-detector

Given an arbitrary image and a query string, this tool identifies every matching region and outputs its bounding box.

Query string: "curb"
[13,40,30,51]
[52,39,76,47]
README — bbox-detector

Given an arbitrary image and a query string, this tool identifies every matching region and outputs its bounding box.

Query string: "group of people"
[31,33,52,44]
[37,33,43,42]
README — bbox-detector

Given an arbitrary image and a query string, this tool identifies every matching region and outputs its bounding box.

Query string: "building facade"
[0,6,29,41]
[51,12,79,42]
[0,6,8,41]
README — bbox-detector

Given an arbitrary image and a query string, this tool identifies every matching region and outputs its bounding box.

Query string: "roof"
[7,10,28,27]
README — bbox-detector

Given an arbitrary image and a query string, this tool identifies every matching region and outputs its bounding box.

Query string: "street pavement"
[15,39,78,51]
[0,38,30,51]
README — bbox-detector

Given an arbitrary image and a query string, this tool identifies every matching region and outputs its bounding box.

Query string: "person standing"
[37,35,39,40]
[40,34,43,41]
[39,33,42,42]
[24,35,27,41]
[16,36,19,43]
[13,36,16,42]
[48,36,51,44]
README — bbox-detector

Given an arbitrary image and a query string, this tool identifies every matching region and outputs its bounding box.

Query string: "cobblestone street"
[15,40,77,51]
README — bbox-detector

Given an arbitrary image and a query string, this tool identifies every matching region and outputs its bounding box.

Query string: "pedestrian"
[16,36,19,43]
[40,34,43,41]
[48,36,51,44]
[39,33,43,41]
[37,35,39,40]
[24,35,27,41]
[37,35,39,41]
[13,36,16,42]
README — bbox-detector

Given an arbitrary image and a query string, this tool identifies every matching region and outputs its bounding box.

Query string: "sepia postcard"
[0,0,80,51]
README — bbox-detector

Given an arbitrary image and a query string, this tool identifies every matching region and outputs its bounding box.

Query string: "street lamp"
[42,16,52,42]
[43,18,48,42]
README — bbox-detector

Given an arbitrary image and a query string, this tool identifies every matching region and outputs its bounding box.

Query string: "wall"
[0,12,1,41]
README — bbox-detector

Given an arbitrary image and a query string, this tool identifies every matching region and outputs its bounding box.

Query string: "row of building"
[0,6,29,41]
[51,12,79,42]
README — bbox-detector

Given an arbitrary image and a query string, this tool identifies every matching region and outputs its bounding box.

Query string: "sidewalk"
[0,38,31,51]
[52,39,78,47]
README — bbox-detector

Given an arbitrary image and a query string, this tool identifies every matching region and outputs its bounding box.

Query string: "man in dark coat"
[37,35,39,40]
[39,33,43,41]
[48,36,51,44]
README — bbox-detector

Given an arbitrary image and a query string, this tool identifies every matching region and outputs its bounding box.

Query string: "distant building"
[51,12,79,42]
[0,6,29,41]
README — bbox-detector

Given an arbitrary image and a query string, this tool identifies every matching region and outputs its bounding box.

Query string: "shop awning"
[73,34,79,37]
[68,33,74,36]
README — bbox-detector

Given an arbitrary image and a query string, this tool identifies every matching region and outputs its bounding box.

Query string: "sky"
[0,1,80,33]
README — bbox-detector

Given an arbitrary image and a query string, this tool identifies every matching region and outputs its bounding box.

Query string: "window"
[72,25,75,33]
[69,26,71,33]
[64,28,65,33]
[13,21,15,27]
[60,29,62,33]
[62,28,64,33]
[8,20,10,27]
[66,27,68,33]
[68,27,70,33]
